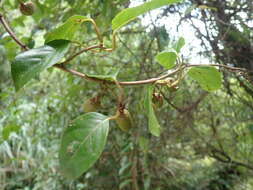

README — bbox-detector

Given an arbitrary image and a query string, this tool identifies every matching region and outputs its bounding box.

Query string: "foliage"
[0,0,253,189]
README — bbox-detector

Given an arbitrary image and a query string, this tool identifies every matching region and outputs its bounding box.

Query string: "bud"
[115,109,133,132]
[19,2,35,16]
[152,92,163,109]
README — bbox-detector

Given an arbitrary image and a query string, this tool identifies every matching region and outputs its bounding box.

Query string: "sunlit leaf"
[174,37,185,53]
[45,15,89,44]
[188,66,222,91]
[155,51,177,69]
[11,40,70,91]
[112,0,182,31]
[145,85,161,137]
[59,112,109,179]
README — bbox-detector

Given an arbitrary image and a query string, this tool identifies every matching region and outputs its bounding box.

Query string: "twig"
[55,64,181,86]
[0,14,28,50]
[59,44,103,64]
[187,64,253,73]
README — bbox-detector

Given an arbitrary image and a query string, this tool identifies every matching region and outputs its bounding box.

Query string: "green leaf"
[2,123,20,141]
[44,15,89,44]
[145,85,161,137]
[155,51,177,69]
[247,124,253,140]
[59,112,109,179]
[86,68,120,82]
[11,40,70,91]
[188,66,222,91]
[138,136,149,153]
[112,0,182,31]
[174,37,185,53]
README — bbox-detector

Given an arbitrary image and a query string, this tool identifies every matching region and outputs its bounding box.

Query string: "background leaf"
[188,66,222,91]
[145,85,161,137]
[155,51,177,69]
[59,112,109,179]
[2,123,20,141]
[112,0,182,31]
[11,40,70,91]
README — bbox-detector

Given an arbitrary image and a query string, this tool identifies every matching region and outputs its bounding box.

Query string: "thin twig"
[0,14,28,50]
[59,44,103,64]
[55,64,181,86]
[187,64,253,73]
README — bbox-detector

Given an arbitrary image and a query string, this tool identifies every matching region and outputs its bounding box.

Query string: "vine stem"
[186,64,253,73]
[55,64,182,86]
[59,44,103,64]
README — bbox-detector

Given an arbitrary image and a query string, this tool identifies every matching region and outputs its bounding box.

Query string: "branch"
[0,14,28,50]
[59,44,103,64]
[55,64,181,86]
[186,64,253,73]
[210,148,253,171]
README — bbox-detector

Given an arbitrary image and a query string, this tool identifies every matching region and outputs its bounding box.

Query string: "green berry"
[115,109,133,132]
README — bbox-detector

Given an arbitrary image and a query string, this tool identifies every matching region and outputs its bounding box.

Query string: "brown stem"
[54,64,181,86]
[0,14,28,51]
[187,64,253,73]
[59,44,103,64]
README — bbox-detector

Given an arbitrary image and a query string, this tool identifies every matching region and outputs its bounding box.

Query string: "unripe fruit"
[152,92,163,109]
[115,109,133,132]
[19,2,35,16]
[83,97,101,113]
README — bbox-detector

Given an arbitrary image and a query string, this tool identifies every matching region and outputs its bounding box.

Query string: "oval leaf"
[59,112,109,179]
[155,51,177,69]
[144,85,161,137]
[45,15,89,44]
[11,40,70,91]
[174,37,185,53]
[188,66,222,91]
[112,0,182,31]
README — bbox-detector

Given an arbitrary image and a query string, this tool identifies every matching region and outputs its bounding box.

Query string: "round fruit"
[83,97,101,113]
[115,109,133,132]
[19,2,35,16]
